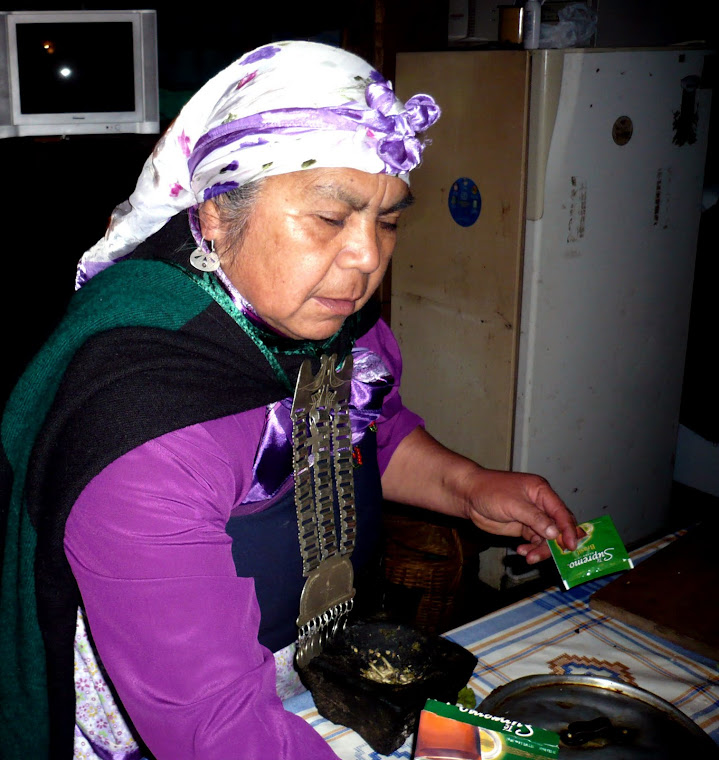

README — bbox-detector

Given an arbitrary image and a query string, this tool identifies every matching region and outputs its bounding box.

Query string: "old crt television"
[0,9,159,138]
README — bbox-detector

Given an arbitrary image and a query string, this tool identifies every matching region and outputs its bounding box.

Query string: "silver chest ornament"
[291,353,357,668]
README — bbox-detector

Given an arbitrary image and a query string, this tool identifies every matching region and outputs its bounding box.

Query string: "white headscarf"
[77,40,440,287]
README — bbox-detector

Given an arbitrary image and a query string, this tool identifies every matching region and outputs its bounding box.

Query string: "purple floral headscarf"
[77,40,440,286]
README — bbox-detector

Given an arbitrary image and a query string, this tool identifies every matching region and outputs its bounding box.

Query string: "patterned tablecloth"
[284,530,719,758]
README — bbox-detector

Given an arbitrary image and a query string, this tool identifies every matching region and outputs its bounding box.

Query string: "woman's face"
[204,167,412,341]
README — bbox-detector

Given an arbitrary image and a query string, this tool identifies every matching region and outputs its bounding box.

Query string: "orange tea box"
[413,699,559,759]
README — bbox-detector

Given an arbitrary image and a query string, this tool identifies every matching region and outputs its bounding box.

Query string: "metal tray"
[479,674,719,758]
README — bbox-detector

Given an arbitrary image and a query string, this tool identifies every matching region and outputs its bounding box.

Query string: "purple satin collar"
[243,347,394,503]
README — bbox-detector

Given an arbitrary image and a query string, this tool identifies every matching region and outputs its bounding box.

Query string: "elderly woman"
[1,41,576,760]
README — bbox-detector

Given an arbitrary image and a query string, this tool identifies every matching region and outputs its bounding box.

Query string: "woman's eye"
[319,215,344,228]
[379,219,399,232]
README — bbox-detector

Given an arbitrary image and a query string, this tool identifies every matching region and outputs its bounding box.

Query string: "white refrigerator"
[393,48,713,585]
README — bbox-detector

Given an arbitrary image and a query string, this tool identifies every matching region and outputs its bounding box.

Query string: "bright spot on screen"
[42,40,56,54]
[59,67,72,78]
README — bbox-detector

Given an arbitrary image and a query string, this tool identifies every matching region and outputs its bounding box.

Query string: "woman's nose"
[338,220,381,273]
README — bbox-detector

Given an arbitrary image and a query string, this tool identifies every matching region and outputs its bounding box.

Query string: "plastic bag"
[539,2,597,48]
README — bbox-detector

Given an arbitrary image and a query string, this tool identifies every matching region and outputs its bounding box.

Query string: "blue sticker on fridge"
[448,177,481,227]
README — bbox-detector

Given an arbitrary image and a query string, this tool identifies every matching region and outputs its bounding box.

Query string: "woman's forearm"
[381,426,578,563]
[380,426,479,518]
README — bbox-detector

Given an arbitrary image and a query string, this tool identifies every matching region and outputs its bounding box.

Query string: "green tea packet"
[548,515,633,590]
[414,698,560,759]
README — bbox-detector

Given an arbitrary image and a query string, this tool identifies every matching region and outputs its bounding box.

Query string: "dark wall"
[0,134,158,404]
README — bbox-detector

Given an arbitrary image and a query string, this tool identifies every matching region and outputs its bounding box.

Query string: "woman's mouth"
[314,297,357,316]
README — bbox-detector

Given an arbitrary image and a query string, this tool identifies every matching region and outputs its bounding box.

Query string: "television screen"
[16,21,135,115]
[1,10,159,138]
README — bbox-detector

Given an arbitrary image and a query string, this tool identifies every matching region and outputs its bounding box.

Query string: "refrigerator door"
[513,49,713,545]
[393,51,530,472]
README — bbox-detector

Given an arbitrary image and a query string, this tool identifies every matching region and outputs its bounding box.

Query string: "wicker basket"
[381,510,465,634]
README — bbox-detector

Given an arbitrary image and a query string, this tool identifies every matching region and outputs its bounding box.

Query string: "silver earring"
[190,239,221,272]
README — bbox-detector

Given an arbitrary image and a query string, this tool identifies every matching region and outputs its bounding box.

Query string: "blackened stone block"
[298,620,478,755]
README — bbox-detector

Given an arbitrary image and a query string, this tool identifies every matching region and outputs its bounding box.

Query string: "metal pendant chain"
[291,354,357,667]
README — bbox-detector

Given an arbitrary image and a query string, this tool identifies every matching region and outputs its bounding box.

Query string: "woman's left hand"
[460,467,578,563]
[382,427,579,564]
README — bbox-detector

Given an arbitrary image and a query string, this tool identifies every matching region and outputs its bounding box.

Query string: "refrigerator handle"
[526,50,564,221]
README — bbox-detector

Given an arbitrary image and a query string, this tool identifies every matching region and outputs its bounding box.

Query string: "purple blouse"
[64,319,422,759]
